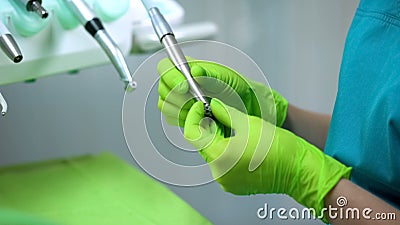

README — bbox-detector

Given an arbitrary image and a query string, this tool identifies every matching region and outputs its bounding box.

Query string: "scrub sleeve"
[325,0,400,207]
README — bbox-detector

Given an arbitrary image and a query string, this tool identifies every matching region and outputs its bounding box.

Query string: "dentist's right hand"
[184,98,351,223]
[157,57,288,127]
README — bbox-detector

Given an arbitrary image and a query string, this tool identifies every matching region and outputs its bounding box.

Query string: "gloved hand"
[184,98,351,223]
[157,57,288,127]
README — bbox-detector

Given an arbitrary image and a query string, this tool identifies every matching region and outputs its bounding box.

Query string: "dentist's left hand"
[157,57,288,127]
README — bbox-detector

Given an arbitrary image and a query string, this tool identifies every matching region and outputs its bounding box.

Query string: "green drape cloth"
[0,152,212,225]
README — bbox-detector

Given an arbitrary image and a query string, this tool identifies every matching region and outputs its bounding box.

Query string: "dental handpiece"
[17,0,49,19]
[63,0,136,91]
[0,92,7,116]
[0,21,23,63]
[147,7,212,117]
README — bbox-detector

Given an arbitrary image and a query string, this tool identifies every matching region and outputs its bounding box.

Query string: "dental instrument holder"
[63,0,136,91]
[0,0,206,116]
[0,0,154,86]
[147,7,212,117]
[0,0,186,86]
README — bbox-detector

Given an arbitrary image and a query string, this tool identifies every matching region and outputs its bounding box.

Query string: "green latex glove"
[0,208,56,225]
[157,57,288,127]
[184,99,351,223]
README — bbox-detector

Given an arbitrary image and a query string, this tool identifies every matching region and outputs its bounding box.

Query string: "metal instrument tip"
[30,0,49,19]
[0,92,7,117]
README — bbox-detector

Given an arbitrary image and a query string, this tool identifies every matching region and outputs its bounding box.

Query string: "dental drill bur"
[63,0,136,91]
[147,7,212,117]
[0,92,7,116]
[17,0,49,19]
[0,21,23,63]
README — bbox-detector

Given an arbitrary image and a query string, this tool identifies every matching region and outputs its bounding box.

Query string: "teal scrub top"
[325,0,400,207]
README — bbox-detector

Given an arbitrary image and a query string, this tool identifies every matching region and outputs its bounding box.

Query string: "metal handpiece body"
[148,7,212,116]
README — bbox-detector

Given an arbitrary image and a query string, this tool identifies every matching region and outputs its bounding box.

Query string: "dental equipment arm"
[147,7,212,117]
[63,0,136,91]
[0,21,23,63]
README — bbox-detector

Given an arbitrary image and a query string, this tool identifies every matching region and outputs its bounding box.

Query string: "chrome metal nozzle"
[0,34,23,63]
[27,0,49,19]
[95,30,136,91]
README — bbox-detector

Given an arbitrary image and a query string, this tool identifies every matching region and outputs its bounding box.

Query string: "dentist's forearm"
[282,104,331,150]
[325,179,399,225]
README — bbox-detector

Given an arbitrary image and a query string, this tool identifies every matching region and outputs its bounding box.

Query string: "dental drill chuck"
[63,0,136,92]
[18,0,49,19]
[148,7,212,117]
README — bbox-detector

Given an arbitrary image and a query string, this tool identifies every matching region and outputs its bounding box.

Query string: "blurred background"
[0,0,359,224]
